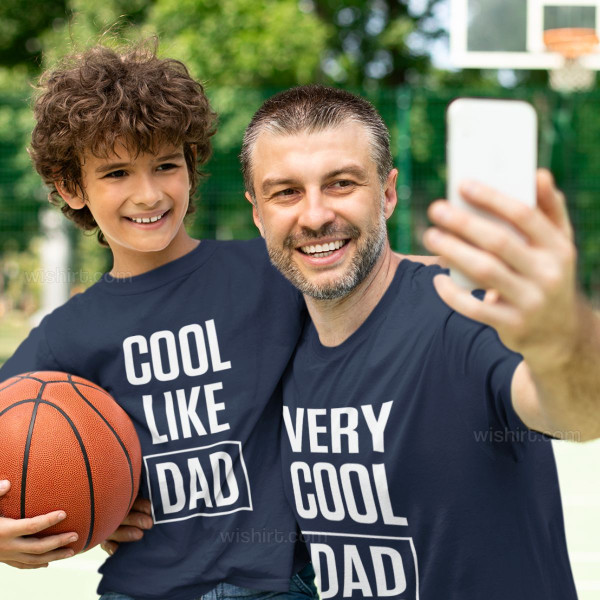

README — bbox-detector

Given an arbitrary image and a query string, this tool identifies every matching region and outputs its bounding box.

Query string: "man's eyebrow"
[95,151,185,174]
[260,165,369,194]
[324,166,368,180]
[261,178,298,195]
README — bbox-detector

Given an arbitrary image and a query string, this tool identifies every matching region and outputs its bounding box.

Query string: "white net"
[549,58,596,92]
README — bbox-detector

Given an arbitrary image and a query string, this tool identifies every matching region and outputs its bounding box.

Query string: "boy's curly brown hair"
[30,40,217,246]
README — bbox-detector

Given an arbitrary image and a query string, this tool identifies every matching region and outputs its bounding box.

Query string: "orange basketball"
[0,371,142,554]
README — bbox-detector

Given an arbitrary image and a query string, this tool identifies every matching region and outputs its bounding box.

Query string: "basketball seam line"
[0,398,40,418]
[20,381,46,519]
[0,376,30,394]
[21,402,40,519]
[67,374,136,512]
[9,396,96,551]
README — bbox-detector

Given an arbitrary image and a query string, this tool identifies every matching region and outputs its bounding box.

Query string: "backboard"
[450,0,600,70]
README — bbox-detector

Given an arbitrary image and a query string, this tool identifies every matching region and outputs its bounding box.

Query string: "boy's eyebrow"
[156,151,186,162]
[95,151,185,174]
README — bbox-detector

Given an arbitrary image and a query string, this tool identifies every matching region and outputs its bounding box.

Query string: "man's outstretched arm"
[424,169,600,441]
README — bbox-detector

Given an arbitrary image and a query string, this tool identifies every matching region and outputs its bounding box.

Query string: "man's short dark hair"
[30,40,217,245]
[241,85,394,199]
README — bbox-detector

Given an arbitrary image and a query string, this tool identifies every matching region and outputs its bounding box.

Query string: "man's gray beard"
[265,211,388,300]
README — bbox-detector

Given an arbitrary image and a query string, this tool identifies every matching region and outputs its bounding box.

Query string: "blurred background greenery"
[1,0,599,350]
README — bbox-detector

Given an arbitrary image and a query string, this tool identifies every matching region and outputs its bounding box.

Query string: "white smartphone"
[446,98,538,289]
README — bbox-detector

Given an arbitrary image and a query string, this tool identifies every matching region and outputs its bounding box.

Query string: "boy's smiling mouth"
[126,210,170,224]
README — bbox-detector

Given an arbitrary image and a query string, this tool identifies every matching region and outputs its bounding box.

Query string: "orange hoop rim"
[544,27,599,59]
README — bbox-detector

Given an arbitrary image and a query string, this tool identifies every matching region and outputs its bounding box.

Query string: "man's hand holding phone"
[423,170,579,374]
[423,98,600,440]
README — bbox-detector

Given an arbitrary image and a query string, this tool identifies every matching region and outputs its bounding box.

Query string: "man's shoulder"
[375,258,455,337]
[395,257,449,302]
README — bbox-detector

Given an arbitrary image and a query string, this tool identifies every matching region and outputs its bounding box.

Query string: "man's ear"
[55,180,85,210]
[383,169,398,220]
[245,191,265,238]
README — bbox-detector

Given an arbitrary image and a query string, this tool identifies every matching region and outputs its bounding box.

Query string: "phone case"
[446,98,537,289]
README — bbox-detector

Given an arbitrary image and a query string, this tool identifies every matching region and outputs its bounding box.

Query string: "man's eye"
[275,188,297,197]
[332,180,354,189]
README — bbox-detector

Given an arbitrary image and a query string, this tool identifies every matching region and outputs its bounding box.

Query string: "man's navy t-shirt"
[0,239,307,600]
[281,260,577,599]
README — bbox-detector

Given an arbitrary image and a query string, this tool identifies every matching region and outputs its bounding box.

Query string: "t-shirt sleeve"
[439,308,527,458]
[0,317,62,382]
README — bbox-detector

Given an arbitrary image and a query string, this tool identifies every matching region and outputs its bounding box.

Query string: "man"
[241,85,600,599]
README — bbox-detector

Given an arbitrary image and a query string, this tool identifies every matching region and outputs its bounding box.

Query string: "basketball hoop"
[544,27,599,91]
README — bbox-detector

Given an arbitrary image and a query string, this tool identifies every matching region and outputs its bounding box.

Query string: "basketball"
[0,371,142,554]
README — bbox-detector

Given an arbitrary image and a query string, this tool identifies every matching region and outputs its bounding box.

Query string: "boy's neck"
[109,230,200,278]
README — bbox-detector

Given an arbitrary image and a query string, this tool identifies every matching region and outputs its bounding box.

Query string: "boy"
[0,43,317,600]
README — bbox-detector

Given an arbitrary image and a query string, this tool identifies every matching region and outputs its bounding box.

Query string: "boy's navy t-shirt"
[281,259,577,599]
[0,239,307,600]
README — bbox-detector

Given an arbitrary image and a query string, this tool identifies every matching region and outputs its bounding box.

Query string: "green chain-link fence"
[1,87,600,297]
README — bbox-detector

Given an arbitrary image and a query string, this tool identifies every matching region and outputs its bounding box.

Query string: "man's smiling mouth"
[298,239,348,258]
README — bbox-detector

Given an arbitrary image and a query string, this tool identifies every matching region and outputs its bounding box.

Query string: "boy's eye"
[104,169,127,179]
[157,162,179,172]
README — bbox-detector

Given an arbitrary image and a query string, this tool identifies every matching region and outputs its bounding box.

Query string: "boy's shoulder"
[36,283,102,333]
[40,236,296,323]
[210,237,268,259]
[209,237,302,301]
[209,237,291,278]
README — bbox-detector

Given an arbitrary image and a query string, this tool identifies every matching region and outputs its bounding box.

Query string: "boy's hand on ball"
[0,480,77,569]
[101,497,153,556]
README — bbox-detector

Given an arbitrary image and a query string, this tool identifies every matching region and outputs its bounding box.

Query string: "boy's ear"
[55,180,85,210]
[245,191,265,238]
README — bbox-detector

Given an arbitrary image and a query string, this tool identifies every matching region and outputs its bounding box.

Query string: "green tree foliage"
[3,0,598,298]
[0,0,448,247]
[310,0,444,86]
[0,71,40,252]
[147,0,329,148]
[0,0,68,70]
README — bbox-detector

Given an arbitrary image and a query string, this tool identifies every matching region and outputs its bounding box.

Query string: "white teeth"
[300,240,346,255]
[130,212,166,224]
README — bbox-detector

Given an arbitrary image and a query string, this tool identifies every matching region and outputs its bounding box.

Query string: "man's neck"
[304,245,402,347]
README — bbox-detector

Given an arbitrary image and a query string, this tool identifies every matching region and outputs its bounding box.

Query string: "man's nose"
[296,189,336,232]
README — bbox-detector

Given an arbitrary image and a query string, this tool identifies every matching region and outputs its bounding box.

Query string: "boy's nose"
[132,174,162,207]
